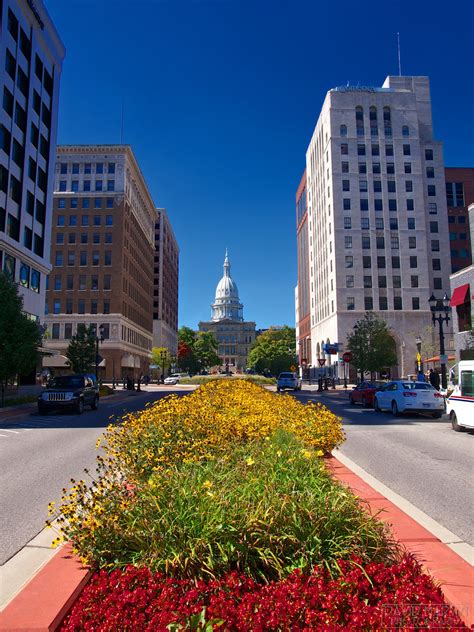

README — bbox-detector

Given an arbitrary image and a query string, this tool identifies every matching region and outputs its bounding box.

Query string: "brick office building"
[445,167,474,273]
[43,145,157,380]
[295,169,311,370]
[152,208,179,355]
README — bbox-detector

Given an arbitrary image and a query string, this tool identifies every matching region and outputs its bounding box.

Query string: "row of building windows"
[451,249,471,258]
[448,215,467,224]
[446,182,465,207]
[341,161,432,176]
[345,275,426,289]
[2,87,51,159]
[0,250,41,291]
[56,232,112,245]
[342,198,437,213]
[121,325,152,351]
[345,255,445,271]
[341,179,437,196]
[59,162,115,175]
[449,231,469,241]
[57,197,115,209]
[341,144,434,161]
[47,273,112,291]
[343,217,419,230]
[49,322,110,340]
[346,296,424,311]
[343,236,442,252]
[46,300,111,316]
[340,123,410,139]
[58,179,115,192]
[54,251,112,266]
[56,214,113,227]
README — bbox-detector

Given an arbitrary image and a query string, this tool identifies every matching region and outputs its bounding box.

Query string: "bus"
[446,361,474,432]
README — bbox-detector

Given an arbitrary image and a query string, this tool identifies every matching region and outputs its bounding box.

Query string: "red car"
[349,381,384,408]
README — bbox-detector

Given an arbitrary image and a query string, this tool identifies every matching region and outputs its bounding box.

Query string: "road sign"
[439,354,448,364]
[342,351,353,363]
[416,352,421,363]
[322,343,339,355]
[318,358,326,367]
[290,365,297,372]
[96,354,104,365]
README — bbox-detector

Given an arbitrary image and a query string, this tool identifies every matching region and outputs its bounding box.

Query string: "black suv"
[38,374,99,415]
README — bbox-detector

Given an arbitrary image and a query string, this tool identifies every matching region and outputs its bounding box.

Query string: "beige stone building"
[43,145,157,379]
[199,252,255,371]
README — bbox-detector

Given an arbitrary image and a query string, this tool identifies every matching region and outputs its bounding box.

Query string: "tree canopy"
[247,326,297,376]
[177,327,220,374]
[66,324,96,374]
[151,347,173,376]
[0,273,42,395]
[346,312,397,379]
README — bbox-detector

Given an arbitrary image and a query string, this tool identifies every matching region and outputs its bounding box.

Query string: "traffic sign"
[318,358,326,366]
[342,351,353,363]
[290,365,297,372]
[439,354,448,364]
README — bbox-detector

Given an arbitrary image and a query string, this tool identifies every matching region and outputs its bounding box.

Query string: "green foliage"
[0,394,37,407]
[346,312,397,377]
[65,324,96,374]
[179,375,276,385]
[76,431,397,579]
[0,273,41,393]
[177,327,220,374]
[247,326,297,375]
[151,347,172,376]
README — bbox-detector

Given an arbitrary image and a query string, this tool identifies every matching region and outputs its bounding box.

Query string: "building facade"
[43,145,157,379]
[152,207,179,354]
[445,167,474,273]
[0,0,64,321]
[295,169,311,369]
[300,76,453,378]
[199,252,256,371]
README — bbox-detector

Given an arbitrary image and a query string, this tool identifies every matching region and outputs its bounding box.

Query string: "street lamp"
[159,349,167,383]
[94,324,105,382]
[428,293,451,390]
[415,336,422,375]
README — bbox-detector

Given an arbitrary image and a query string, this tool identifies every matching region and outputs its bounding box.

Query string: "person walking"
[432,370,440,390]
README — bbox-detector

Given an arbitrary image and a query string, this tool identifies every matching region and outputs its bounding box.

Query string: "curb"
[1,455,472,630]
[327,454,474,628]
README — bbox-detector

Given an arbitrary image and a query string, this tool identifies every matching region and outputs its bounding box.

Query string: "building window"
[406,199,414,211]
[375,217,384,229]
[104,274,111,290]
[106,215,113,226]
[92,251,100,266]
[103,301,110,315]
[344,236,352,249]
[360,199,369,211]
[389,199,397,212]
[346,275,354,288]
[342,180,350,191]
[432,259,441,271]
[81,215,89,226]
[54,275,61,290]
[386,162,395,175]
[84,163,92,174]
[385,144,393,156]
[106,198,114,208]
[363,276,372,288]
[374,199,383,212]
[84,180,91,191]
[429,202,437,214]
[344,217,351,229]
[95,180,103,191]
[364,296,373,310]
[358,162,367,174]
[372,162,381,174]
[377,256,386,268]
[402,125,409,137]
[405,180,413,192]
[428,185,436,196]
[66,299,73,314]
[387,180,396,193]
[361,218,369,230]
[340,124,347,137]
[410,256,418,268]
[411,275,419,288]
[347,296,355,311]
[93,232,100,244]
[79,275,86,290]
[376,236,385,249]
[56,233,64,245]
[341,161,349,173]
[53,300,61,315]
[394,296,402,310]
[57,215,65,227]
[393,275,401,288]
[425,149,433,160]
[378,276,387,288]
[55,251,63,266]
[65,324,72,339]
[412,297,420,310]
[104,251,112,266]
[426,167,434,178]
[80,251,87,266]
[52,323,60,339]
[434,277,442,290]
[67,252,75,266]
[373,180,382,193]
[362,236,371,249]
[93,215,101,226]
[391,256,400,268]
[357,144,365,156]
[345,256,353,268]
[389,218,398,230]
[107,180,115,191]
[94,198,102,209]
[343,198,351,210]
[359,180,367,192]
[91,275,99,290]
[78,299,85,314]
[59,180,67,191]
[431,240,440,252]
[430,221,439,233]
[379,296,388,310]
[409,236,417,249]
[403,144,411,156]
[67,275,74,290]
[371,144,379,156]
[363,256,371,268]
[341,143,348,155]
[446,182,464,207]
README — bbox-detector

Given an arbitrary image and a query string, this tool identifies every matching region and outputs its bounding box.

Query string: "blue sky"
[46,0,474,329]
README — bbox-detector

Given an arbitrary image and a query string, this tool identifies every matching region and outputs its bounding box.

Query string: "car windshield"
[50,376,84,388]
[401,382,435,390]
[279,373,294,378]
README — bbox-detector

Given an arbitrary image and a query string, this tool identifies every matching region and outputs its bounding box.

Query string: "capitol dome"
[211,251,244,322]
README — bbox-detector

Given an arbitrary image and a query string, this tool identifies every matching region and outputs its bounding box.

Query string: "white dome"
[211,251,244,322]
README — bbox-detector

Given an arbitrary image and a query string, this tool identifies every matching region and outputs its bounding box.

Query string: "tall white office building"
[303,76,451,377]
[0,0,65,321]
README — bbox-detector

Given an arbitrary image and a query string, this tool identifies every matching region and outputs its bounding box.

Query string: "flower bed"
[47,380,468,629]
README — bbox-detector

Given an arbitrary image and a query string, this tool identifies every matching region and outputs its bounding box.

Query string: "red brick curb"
[1,458,472,630]
[0,544,91,632]
[326,455,474,628]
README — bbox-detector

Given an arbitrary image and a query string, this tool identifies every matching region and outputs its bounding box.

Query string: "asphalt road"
[294,388,474,546]
[0,387,190,565]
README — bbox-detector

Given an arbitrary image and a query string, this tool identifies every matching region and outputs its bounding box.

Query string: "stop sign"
[342,351,353,363]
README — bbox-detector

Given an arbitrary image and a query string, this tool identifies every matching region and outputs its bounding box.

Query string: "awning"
[450,284,470,307]
[42,354,69,368]
[424,355,455,363]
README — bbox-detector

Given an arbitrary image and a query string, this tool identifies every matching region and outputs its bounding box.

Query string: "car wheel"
[391,400,400,417]
[374,398,381,412]
[91,396,99,410]
[431,412,442,419]
[76,399,84,415]
[451,411,465,432]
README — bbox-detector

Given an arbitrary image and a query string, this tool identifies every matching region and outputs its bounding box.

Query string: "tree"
[177,328,199,374]
[176,327,221,374]
[247,326,297,376]
[0,273,42,404]
[194,331,220,371]
[346,312,397,380]
[66,324,96,374]
[151,347,172,379]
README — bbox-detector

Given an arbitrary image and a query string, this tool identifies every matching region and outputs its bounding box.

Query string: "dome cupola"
[211,250,244,321]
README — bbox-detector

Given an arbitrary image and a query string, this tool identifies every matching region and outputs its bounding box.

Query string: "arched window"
[369,106,378,136]
[355,106,364,136]
[383,106,391,122]
[340,124,347,137]
[383,107,392,136]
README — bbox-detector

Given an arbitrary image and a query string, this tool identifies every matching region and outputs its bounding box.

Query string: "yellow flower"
[202,480,213,489]
[246,457,255,466]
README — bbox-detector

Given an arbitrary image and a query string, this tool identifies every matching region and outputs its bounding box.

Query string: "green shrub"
[99,384,114,396]
[179,375,276,385]
[73,431,398,578]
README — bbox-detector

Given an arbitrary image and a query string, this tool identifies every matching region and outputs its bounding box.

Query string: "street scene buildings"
[0,0,64,323]
[42,145,159,380]
[297,75,455,379]
[199,251,256,372]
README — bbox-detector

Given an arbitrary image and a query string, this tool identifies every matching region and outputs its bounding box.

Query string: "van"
[446,361,474,432]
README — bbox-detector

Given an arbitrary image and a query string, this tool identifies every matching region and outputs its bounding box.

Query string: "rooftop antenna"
[396,32,402,76]
[120,96,124,144]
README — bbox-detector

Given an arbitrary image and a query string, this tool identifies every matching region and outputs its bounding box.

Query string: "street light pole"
[428,293,451,390]
[415,336,422,375]
[95,324,105,382]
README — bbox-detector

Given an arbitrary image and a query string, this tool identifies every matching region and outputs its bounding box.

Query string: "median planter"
[4,380,469,630]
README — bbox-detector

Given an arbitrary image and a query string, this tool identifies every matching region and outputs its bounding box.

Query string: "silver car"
[277,372,302,392]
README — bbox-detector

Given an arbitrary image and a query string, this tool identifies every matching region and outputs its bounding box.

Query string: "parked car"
[374,380,445,418]
[38,374,99,415]
[446,360,474,432]
[349,381,385,408]
[164,374,181,385]
[277,372,302,392]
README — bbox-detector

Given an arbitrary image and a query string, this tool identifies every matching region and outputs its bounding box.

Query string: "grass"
[74,431,398,579]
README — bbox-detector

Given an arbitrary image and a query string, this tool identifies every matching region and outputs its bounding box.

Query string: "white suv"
[277,372,302,392]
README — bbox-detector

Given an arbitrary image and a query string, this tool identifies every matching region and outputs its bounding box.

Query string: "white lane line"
[0,428,20,433]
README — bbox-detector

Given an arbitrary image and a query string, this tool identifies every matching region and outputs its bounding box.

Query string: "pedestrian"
[417,372,425,382]
[432,370,440,390]
[428,369,436,388]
